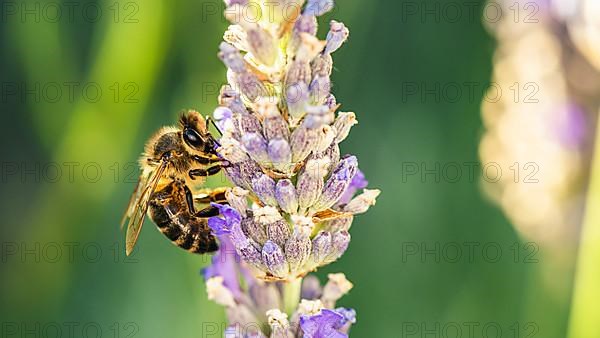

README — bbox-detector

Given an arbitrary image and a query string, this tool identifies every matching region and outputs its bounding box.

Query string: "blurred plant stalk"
[568,116,600,338]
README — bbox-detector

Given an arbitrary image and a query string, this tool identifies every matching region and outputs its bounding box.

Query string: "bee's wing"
[121,173,145,230]
[124,160,169,256]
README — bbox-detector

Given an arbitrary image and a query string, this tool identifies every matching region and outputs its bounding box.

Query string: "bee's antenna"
[205,116,223,137]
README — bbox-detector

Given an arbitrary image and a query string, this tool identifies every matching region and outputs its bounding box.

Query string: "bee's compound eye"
[183,128,204,148]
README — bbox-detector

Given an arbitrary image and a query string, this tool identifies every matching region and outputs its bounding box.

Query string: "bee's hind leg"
[195,205,221,218]
[195,187,228,204]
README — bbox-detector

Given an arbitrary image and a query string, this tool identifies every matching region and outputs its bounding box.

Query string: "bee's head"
[179,110,216,153]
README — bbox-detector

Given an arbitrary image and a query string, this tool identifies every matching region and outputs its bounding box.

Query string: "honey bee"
[121,110,228,256]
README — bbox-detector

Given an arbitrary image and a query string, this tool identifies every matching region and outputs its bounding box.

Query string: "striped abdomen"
[148,182,218,254]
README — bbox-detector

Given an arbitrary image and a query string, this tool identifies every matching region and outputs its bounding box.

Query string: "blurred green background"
[0,0,579,337]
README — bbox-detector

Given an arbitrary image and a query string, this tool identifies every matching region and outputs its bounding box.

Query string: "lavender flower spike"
[202,0,380,335]
[209,0,379,282]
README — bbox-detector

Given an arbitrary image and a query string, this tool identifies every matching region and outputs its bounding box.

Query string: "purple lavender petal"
[208,203,242,236]
[325,21,349,54]
[299,309,348,338]
[312,156,358,211]
[304,0,335,17]
[202,235,242,298]
[337,170,368,205]
[213,106,234,131]
[218,42,246,73]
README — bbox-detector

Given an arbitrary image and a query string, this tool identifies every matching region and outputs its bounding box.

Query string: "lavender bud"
[310,75,331,105]
[285,82,310,121]
[311,54,333,77]
[230,222,264,270]
[268,138,292,170]
[225,0,249,6]
[242,216,268,245]
[218,137,248,164]
[325,215,353,232]
[333,112,357,144]
[263,110,290,141]
[253,206,283,225]
[224,24,249,52]
[213,106,234,131]
[238,160,263,189]
[326,231,350,263]
[285,230,312,273]
[206,277,236,307]
[267,309,294,338]
[325,94,338,110]
[218,42,246,73]
[251,174,277,206]
[288,14,319,56]
[250,283,281,314]
[225,163,249,189]
[326,143,341,168]
[325,20,349,54]
[321,273,353,308]
[304,0,334,16]
[242,132,271,164]
[297,158,330,211]
[312,155,358,211]
[285,60,312,87]
[246,26,278,66]
[219,85,248,115]
[294,14,318,36]
[315,125,336,153]
[225,187,249,215]
[290,123,320,163]
[262,241,289,278]
[275,179,299,214]
[309,143,338,172]
[235,72,265,102]
[301,275,323,300]
[296,33,326,62]
[238,111,262,134]
[344,189,381,214]
[266,219,291,248]
[311,231,332,264]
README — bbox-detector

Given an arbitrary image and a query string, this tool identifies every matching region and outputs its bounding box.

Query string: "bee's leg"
[195,187,228,204]
[192,154,221,165]
[195,205,221,218]
[189,165,222,180]
[183,185,196,214]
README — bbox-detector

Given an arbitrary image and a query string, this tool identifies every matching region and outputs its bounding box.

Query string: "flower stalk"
[283,278,303,316]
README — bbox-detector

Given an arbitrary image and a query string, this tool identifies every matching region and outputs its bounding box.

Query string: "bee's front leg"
[192,154,221,165]
[188,165,222,180]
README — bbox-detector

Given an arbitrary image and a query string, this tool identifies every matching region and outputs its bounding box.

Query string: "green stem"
[283,277,303,316]
[567,118,600,338]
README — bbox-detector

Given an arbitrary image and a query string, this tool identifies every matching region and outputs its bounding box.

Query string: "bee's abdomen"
[149,199,218,254]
